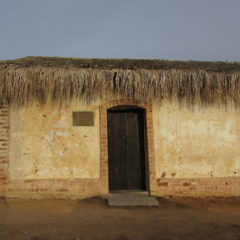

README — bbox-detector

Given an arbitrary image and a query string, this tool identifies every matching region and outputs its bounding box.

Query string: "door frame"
[99,99,157,195]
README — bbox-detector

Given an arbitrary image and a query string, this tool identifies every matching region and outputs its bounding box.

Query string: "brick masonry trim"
[99,99,157,195]
[0,105,9,183]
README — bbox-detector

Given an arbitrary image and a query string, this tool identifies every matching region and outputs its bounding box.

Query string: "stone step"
[108,191,159,207]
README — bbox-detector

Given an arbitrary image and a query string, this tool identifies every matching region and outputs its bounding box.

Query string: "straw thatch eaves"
[1,57,240,108]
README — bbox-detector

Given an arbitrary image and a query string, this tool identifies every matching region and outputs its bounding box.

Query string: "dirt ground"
[0,197,240,240]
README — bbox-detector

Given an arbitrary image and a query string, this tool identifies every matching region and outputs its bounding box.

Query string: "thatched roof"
[2,56,240,72]
[0,56,240,107]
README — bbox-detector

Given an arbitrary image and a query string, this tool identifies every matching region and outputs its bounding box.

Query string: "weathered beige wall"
[9,102,100,179]
[153,102,240,179]
[9,99,240,183]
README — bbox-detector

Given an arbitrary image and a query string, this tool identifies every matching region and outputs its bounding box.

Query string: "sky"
[0,0,240,61]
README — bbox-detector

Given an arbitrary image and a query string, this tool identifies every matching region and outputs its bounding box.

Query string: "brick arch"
[99,99,157,195]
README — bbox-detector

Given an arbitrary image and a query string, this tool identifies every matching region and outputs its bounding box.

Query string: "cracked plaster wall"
[153,102,240,179]
[9,102,100,179]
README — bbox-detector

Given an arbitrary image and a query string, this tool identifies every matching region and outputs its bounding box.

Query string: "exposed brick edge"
[1,178,106,199]
[99,99,157,195]
[0,105,9,181]
[156,177,240,197]
[0,104,9,197]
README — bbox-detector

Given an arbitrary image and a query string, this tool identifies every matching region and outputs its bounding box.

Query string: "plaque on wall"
[72,111,94,126]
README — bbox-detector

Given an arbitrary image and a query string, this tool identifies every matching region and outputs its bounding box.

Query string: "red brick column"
[99,99,157,196]
[0,104,9,196]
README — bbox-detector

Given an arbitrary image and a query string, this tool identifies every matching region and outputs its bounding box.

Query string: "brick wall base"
[0,178,107,199]
[1,176,239,199]
[155,177,240,197]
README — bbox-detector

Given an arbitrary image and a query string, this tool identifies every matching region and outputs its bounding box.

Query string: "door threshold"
[107,191,158,206]
[109,190,149,195]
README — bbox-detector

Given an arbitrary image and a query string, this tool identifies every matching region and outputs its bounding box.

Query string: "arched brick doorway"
[99,99,157,195]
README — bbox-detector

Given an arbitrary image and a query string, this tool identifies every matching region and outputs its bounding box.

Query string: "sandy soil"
[0,197,240,240]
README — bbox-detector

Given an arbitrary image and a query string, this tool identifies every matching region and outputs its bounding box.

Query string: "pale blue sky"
[0,0,239,61]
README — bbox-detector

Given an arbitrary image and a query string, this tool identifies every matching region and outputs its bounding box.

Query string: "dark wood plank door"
[107,109,146,191]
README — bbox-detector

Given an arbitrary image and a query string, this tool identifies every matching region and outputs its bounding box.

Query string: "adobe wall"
[153,101,240,197]
[0,100,240,199]
[0,101,106,199]
[9,103,100,179]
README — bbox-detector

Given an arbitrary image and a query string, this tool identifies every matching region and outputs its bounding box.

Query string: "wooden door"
[107,108,147,191]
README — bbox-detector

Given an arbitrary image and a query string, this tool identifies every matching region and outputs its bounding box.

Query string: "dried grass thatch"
[0,57,240,108]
